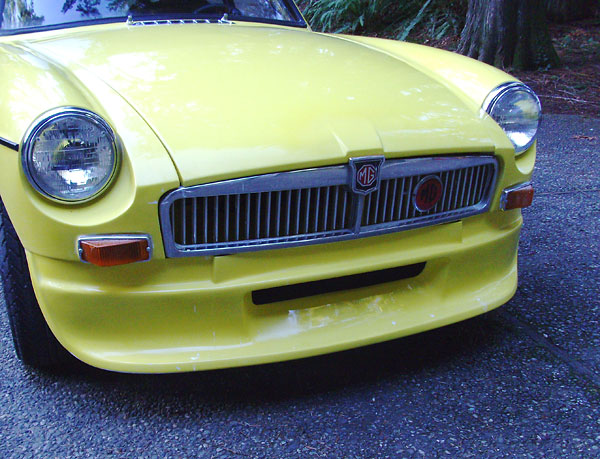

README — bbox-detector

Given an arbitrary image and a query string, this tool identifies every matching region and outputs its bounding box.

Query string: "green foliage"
[62,0,101,17]
[301,0,385,34]
[396,0,431,41]
[421,3,463,41]
[300,0,467,41]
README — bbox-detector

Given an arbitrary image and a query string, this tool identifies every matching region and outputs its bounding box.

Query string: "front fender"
[0,43,179,260]
[333,35,536,178]
[335,35,518,112]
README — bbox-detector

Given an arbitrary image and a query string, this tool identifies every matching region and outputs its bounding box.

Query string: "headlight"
[21,108,119,202]
[482,82,541,154]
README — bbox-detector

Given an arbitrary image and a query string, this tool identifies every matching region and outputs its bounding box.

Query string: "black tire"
[0,198,74,368]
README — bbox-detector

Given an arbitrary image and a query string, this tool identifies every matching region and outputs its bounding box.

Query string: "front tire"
[0,198,73,368]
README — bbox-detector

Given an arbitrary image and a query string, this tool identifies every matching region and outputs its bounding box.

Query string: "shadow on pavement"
[32,308,512,406]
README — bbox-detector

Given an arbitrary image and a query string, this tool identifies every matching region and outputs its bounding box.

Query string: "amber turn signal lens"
[79,237,150,267]
[501,184,534,210]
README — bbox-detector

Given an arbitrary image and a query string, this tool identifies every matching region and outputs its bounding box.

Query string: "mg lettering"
[349,156,384,195]
[357,164,376,188]
[414,176,443,212]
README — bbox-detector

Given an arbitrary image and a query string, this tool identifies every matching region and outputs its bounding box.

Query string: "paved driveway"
[1,115,598,458]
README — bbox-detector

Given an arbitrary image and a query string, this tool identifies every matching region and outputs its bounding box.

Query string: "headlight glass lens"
[483,83,541,154]
[22,109,118,202]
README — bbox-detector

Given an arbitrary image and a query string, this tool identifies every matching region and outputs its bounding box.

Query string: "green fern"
[300,0,468,42]
[397,0,432,41]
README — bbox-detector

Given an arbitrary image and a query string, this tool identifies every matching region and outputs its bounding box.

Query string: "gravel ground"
[0,115,598,458]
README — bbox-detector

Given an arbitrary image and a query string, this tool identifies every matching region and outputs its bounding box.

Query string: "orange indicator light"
[79,236,151,267]
[501,183,534,210]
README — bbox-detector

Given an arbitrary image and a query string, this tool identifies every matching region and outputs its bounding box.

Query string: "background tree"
[62,0,101,17]
[458,0,560,70]
[0,0,44,29]
[62,0,218,17]
[546,0,599,23]
[0,0,5,28]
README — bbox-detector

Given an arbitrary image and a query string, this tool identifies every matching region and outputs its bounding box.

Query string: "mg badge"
[349,156,385,195]
[357,164,377,188]
[413,175,443,212]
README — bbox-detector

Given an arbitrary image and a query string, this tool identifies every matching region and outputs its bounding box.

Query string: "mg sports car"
[0,0,539,372]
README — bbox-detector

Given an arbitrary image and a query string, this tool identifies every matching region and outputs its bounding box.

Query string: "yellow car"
[0,0,540,373]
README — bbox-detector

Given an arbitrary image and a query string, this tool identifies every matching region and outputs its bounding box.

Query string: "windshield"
[0,0,305,34]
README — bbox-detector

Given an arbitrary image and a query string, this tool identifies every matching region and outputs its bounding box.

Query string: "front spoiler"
[28,211,522,373]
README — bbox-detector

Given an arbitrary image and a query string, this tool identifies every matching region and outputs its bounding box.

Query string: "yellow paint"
[28,211,521,372]
[0,17,535,372]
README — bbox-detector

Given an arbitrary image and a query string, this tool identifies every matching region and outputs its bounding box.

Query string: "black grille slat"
[405,177,414,220]
[452,170,461,210]
[341,189,348,229]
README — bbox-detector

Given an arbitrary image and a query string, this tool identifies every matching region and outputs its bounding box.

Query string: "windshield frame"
[0,0,307,36]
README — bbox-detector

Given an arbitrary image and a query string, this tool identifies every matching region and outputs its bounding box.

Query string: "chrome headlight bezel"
[21,107,120,203]
[482,82,542,155]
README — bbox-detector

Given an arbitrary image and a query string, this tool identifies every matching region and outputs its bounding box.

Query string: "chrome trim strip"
[499,181,532,211]
[77,234,153,263]
[129,18,213,26]
[160,156,498,257]
[0,136,18,151]
[127,14,234,26]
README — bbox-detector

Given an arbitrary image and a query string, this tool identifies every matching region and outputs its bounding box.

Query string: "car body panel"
[340,35,520,113]
[24,24,513,185]
[29,209,521,373]
[0,19,537,372]
[0,22,533,261]
[0,36,180,260]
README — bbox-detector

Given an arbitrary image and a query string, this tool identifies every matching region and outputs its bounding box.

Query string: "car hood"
[29,24,499,186]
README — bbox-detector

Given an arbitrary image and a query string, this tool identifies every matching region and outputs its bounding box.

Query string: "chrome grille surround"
[160,156,498,257]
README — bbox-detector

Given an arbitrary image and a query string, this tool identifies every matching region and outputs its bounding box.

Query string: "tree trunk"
[546,0,598,23]
[0,0,5,29]
[458,0,560,70]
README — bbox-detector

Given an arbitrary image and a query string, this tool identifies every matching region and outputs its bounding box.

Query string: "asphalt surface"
[1,115,599,458]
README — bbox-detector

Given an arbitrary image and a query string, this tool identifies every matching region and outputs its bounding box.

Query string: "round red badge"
[414,175,443,212]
